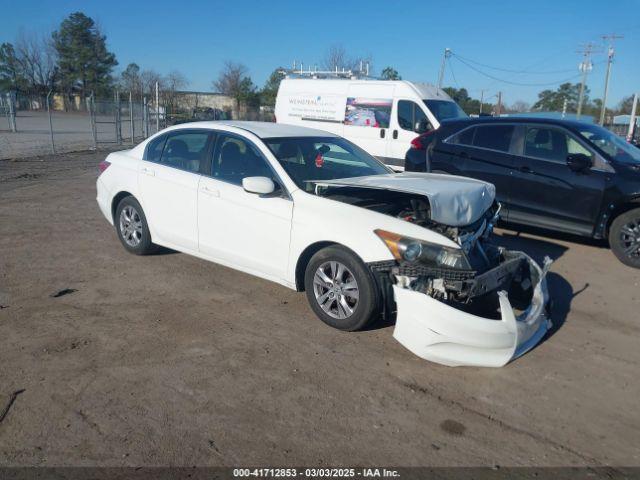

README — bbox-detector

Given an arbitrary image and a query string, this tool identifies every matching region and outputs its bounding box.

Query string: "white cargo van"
[274,78,466,168]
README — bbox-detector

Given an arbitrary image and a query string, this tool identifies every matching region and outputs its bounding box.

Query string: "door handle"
[392,130,398,139]
[459,151,468,159]
[519,165,533,173]
[141,167,155,177]
[200,185,220,197]
[380,129,385,138]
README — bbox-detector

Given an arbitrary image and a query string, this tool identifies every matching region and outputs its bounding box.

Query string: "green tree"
[380,67,401,80]
[532,82,585,112]
[52,12,117,99]
[260,67,285,106]
[443,87,492,115]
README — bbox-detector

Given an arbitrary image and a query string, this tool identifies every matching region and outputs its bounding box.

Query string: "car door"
[138,129,214,251]
[197,132,293,280]
[342,84,394,164]
[388,99,434,164]
[508,124,607,235]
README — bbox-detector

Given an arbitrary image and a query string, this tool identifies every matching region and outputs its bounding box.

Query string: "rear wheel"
[609,208,640,268]
[115,196,156,255]
[304,246,380,331]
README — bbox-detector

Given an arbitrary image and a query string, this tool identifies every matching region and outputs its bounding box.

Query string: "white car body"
[275,78,466,169]
[96,121,551,367]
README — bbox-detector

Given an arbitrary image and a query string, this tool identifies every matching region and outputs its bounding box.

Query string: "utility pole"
[627,93,638,143]
[599,33,624,126]
[437,48,451,88]
[479,89,486,114]
[576,42,600,119]
[496,91,502,116]
[562,98,568,118]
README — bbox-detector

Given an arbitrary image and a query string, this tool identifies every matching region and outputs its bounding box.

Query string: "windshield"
[578,124,640,164]
[264,136,392,191]
[424,100,467,121]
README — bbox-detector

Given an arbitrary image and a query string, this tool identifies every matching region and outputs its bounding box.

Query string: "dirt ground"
[1,150,639,468]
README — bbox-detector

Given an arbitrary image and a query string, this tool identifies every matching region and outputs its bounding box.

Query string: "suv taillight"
[410,130,436,150]
[98,160,111,174]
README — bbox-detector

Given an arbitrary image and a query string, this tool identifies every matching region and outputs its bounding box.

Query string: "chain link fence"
[0,90,275,160]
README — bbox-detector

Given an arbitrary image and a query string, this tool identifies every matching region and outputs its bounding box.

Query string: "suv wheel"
[304,246,380,331]
[609,208,640,268]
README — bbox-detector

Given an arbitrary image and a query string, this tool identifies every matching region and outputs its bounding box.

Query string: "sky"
[1,0,639,108]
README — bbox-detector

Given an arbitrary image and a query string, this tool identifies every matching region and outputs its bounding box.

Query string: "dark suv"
[404,117,640,268]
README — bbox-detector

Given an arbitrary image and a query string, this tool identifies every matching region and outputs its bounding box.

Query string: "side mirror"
[566,153,593,172]
[242,176,275,195]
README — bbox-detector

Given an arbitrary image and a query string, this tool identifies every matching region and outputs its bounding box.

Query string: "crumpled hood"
[314,172,496,227]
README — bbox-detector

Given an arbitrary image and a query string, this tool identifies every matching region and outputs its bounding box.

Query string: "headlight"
[374,229,471,269]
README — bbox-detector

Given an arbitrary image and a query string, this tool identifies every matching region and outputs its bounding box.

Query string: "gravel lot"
[1,150,639,468]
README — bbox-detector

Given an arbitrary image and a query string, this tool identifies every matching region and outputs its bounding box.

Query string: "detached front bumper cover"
[392,254,552,367]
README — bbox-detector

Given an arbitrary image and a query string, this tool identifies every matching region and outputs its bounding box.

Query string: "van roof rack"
[281,61,377,80]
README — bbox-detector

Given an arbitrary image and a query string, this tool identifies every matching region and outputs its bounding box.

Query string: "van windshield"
[264,136,392,191]
[424,100,467,121]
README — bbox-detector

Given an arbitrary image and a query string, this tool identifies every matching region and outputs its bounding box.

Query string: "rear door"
[508,124,607,235]
[445,124,517,216]
[343,84,394,164]
[138,129,214,251]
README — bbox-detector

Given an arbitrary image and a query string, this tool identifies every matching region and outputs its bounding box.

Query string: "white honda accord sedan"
[96,121,552,367]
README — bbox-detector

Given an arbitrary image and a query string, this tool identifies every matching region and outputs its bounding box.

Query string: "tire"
[304,245,380,331]
[114,196,156,255]
[609,207,640,268]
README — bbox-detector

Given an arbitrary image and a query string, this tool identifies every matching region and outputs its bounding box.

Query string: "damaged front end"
[368,207,552,368]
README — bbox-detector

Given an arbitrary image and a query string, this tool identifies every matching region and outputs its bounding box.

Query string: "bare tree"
[213,61,256,115]
[320,44,372,73]
[14,31,57,96]
[163,70,188,113]
[140,68,164,97]
[510,100,530,113]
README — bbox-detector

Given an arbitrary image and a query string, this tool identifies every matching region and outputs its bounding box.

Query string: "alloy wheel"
[119,205,143,247]
[312,261,359,319]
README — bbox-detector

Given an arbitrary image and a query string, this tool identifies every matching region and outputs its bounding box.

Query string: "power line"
[452,54,589,87]
[447,56,459,87]
[452,53,577,75]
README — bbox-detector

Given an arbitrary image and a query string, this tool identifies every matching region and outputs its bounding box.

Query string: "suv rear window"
[473,125,514,153]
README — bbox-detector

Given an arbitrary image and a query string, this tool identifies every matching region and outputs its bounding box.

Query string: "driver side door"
[197,133,293,281]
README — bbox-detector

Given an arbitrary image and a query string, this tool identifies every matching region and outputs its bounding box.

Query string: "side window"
[212,135,274,186]
[160,131,211,173]
[567,137,593,157]
[448,127,475,146]
[473,125,514,153]
[524,127,569,163]
[397,100,430,133]
[145,134,167,162]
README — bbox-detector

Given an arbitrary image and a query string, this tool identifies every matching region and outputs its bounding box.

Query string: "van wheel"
[304,246,380,331]
[115,196,156,255]
[609,208,640,268]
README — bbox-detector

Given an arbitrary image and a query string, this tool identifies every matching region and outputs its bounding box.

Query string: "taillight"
[410,130,436,150]
[98,160,111,174]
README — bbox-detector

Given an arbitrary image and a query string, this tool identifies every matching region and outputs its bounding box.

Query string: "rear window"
[473,125,515,153]
[447,127,475,146]
[423,100,467,121]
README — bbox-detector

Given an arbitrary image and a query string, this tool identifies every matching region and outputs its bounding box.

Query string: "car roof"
[439,116,598,130]
[169,120,339,139]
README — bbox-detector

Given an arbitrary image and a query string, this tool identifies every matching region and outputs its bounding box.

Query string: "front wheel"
[609,208,640,268]
[304,246,380,331]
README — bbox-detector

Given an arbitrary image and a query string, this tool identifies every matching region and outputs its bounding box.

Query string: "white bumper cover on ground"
[392,256,551,367]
